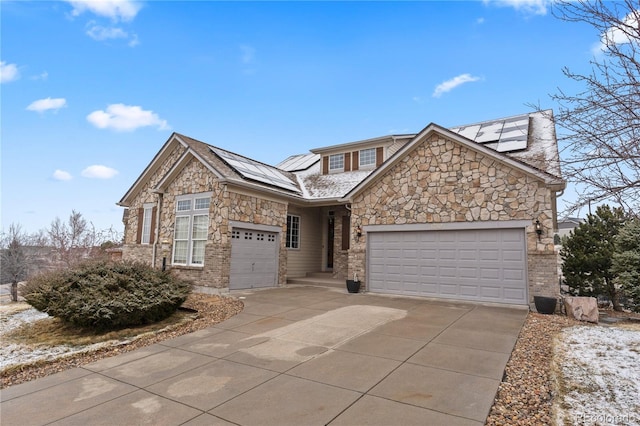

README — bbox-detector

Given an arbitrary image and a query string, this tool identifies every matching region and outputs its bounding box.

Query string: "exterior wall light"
[356,225,362,238]
[535,219,543,241]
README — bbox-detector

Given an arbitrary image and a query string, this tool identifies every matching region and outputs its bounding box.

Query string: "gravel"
[486,312,576,426]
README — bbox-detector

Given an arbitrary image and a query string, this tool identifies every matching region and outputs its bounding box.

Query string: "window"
[359,148,376,167]
[172,194,211,266]
[141,204,154,244]
[286,214,300,249]
[328,154,344,172]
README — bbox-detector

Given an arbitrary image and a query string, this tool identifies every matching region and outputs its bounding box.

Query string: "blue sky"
[1,0,602,235]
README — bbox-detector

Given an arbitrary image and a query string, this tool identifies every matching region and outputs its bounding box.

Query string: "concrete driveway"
[1,286,527,426]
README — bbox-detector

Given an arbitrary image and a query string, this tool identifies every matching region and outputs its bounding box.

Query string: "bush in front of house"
[22,260,192,330]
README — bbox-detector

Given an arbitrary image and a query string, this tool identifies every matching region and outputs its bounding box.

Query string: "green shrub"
[22,260,192,330]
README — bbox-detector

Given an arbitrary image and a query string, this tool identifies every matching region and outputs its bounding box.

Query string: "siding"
[286,206,323,277]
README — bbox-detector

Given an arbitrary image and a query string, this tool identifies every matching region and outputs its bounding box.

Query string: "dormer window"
[329,154,344,172]
[359,148,376,168]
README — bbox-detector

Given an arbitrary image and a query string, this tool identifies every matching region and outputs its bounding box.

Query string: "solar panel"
[277,153,320,171]
[211,148,300,193]
[450,114,530,153]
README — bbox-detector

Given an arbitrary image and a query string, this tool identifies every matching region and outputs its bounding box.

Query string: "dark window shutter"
[352,151,359,171]
[344,153,351,172]
[136,207,144,244]
[322,156,329,174]
[342,215,350,250]
[150,206,157,244]
[376,147,384,167]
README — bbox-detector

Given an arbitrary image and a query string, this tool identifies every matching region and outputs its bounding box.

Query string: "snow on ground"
[554,325,640,426]
[0,306,110,371]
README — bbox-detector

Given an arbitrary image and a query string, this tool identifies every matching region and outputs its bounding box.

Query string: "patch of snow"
[0,307,112,371]
[294,162,373,199]
[0,307,49,335]
[554,325,640,426]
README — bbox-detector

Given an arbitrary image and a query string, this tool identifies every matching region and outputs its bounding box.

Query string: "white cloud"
[432,74,481,98]
[592,11,639,54]
[85,21,139,45]
[1,61,20,83]
[482,0,550,16]
[86,23,128,40]
[53,170,73,181]
[65,0,142,22]
[81,165,119,179]
[87,103,170,131]
[26,97,67,113]
[31,71,49,81]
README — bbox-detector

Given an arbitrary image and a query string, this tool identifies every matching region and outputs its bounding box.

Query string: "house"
[118,110,565,306]
[557,217,585,239]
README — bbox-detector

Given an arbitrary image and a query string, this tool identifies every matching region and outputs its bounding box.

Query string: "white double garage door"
[368,226,528,305]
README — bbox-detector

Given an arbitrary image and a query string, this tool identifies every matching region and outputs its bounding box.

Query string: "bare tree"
[1,224,30,301]
[550,0,640,216]
[48,210,98,266]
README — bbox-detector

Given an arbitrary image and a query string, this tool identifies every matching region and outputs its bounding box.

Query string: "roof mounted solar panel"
[211,147,300,193]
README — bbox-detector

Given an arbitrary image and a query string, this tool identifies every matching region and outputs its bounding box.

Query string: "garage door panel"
[230,228,278,290]
[368,229,527,305]
[460,285,479,297]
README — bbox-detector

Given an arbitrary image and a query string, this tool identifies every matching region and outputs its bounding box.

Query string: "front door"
[327,215,334,269]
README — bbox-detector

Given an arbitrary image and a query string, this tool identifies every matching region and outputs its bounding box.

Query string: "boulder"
[563,296,599,323]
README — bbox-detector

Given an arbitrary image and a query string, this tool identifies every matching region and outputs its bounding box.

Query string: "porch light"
[535,219,543,241]
[356,225,362,238]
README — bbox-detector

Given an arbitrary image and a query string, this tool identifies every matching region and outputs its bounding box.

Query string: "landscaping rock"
[563,296,599,323]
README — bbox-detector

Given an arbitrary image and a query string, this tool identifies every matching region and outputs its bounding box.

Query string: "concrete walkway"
[1,286,527,426]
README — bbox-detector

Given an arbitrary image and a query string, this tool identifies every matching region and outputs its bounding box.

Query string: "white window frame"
[286,214,300,249]
[359,148,376,168]
[172,193,211,266]
[141,203,155,244]
[328,154,344,173]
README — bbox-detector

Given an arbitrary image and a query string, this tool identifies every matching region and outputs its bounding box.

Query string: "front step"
[287,272,345,289]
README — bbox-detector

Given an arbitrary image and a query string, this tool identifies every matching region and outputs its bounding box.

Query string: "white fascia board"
[310,134,415,154]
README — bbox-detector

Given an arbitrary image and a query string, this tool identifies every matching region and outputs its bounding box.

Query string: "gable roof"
[118,133,305,207]
[119,110,565,207]
[340,114,565,201]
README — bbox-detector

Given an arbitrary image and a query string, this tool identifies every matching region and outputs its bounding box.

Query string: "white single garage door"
[368,228,527,305]
[230,228,278,290]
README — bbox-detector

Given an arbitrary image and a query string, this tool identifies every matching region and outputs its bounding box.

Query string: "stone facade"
[122,154,288,290]
[121,127,562,304]
[349,134,559,302]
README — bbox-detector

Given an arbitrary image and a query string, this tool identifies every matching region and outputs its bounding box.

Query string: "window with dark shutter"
[344,153,351,172]
[323,156,329,175]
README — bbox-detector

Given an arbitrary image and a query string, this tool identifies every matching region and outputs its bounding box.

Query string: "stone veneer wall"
[331,206,350,280]
[123,154,288,290]
[350,133,559,302]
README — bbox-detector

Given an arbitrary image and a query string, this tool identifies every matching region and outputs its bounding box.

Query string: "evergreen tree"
[560,205,626,310]
[611,219,640,312]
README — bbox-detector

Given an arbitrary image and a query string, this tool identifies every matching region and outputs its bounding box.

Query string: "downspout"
[552,189,564,234]
[152,192,164,268]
